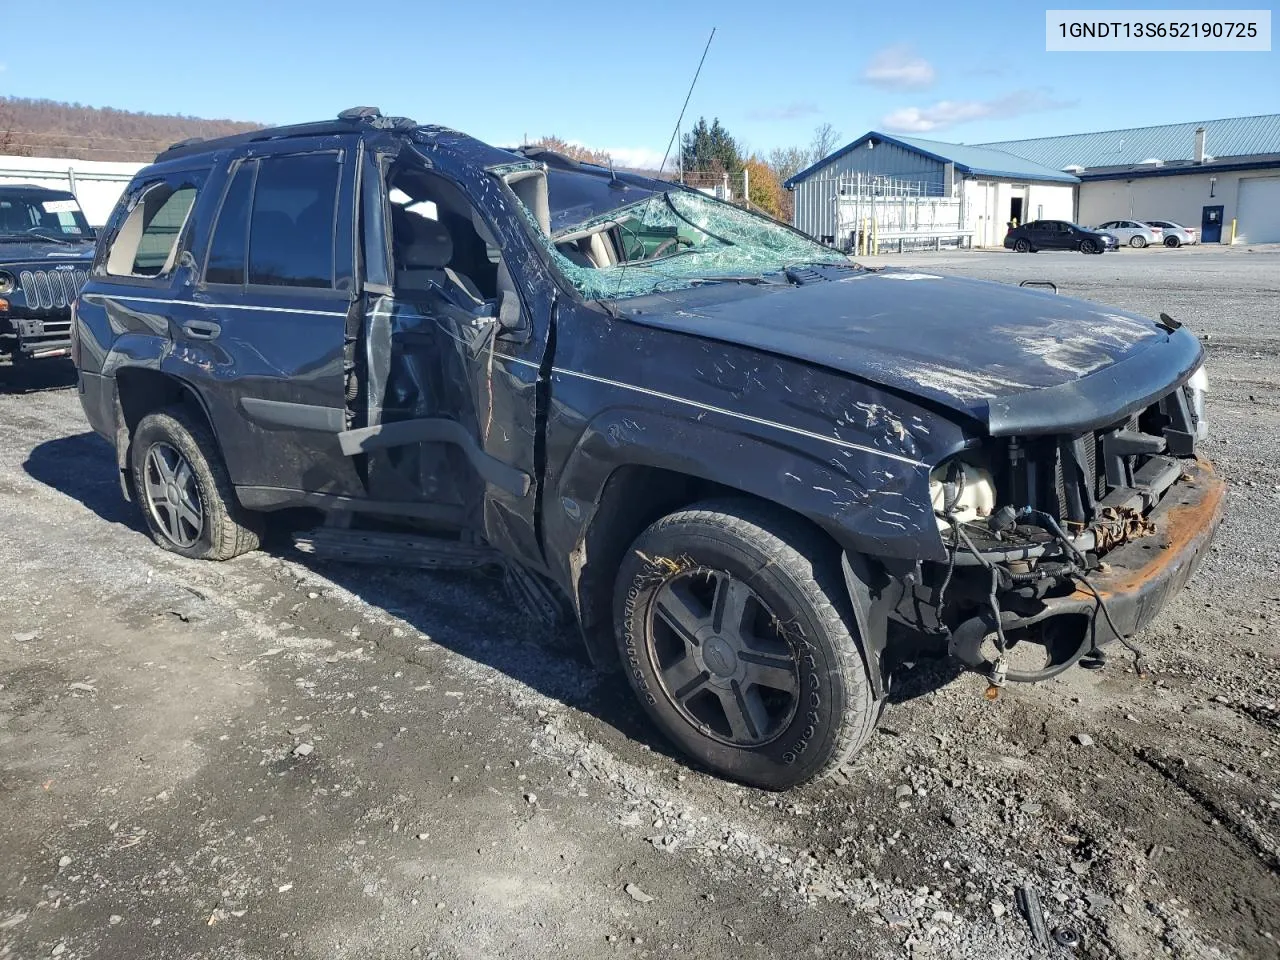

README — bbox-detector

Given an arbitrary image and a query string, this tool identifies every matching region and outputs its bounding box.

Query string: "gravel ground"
[1,245,1277,960]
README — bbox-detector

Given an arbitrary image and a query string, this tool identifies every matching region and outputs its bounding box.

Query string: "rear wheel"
[614,499,881,789]
[130,408,261,561]
[1080,239,1099,254]
[1013,238,1031,253]
[1129,235,1147,248]
[1165,235,1181,247]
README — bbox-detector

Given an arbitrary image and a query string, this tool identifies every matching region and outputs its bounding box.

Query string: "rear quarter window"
[103,172,206,280]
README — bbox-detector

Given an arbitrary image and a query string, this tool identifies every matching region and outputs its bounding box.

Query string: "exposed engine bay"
[913,364,1214,690]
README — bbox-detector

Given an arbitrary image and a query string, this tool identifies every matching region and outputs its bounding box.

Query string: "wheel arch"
[561,460,889,699]
[111,367,219,501]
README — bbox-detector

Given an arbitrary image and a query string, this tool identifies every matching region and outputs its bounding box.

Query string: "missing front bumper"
[947,459,1225,678]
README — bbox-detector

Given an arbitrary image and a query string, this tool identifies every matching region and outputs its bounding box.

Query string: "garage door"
[1237,176,1280,244]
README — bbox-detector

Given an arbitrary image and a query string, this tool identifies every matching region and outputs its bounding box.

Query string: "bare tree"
[766,146,810,183]
[808,123,842,165]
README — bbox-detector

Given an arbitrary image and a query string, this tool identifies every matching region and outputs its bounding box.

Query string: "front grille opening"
[998,385,1197,530]
[17,268,89,311]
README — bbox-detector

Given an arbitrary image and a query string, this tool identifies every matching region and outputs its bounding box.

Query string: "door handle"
[182,319,221,341]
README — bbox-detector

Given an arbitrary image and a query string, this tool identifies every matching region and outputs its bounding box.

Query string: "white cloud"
[601,145,667,171]
[860,46,935,90]
[881,90,1076,133]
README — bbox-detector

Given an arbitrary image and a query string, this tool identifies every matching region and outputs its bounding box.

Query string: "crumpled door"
[342,150,549,563]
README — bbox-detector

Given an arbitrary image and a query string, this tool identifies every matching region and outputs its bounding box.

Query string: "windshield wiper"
[26,230,75,245]
[688,275,773,286]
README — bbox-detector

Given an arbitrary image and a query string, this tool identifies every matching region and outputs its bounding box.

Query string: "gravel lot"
[2,246,1277,960]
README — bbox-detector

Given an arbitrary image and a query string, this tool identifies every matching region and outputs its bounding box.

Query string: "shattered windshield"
[521,184,848,300]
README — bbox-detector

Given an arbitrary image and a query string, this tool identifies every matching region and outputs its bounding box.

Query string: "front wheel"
[1013,238,1031,253]
[1080,239,1100,254]
[614,499,881,789]
[130,408,261,561]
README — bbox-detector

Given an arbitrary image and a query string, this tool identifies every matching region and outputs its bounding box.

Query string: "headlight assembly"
[1185,364,1209,441]
[0,272,14,295]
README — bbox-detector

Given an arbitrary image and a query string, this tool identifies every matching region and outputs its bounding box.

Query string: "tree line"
[528,119,843,222]
[676,117,842,221]
[0,96,262,161]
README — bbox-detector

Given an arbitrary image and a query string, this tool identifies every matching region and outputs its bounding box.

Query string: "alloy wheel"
[647,567,800,747]
[142,442,204,548]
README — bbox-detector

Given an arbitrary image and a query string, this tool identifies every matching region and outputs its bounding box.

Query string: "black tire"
[1013,238,1030,253]
[130,407,261,561]
[1129,235,1147,248]
[1165,235,1180,248]
[1080,239,1099,254]
[613,498,881,789]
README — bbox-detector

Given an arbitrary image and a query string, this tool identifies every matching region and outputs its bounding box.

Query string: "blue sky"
[2,0,1276,168]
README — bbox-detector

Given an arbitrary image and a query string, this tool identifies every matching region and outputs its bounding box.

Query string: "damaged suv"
[73,110,1224,789]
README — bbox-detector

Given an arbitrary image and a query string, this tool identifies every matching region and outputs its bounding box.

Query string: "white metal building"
[980,115,1280,244]
[0,154,142,225]
[783,132,1079,249]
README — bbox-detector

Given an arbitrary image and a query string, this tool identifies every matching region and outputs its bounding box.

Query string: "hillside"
[0,97,265,161]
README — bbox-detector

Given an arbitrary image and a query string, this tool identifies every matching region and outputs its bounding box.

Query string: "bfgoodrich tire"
[614,499,881,790]
[130,407,261,561]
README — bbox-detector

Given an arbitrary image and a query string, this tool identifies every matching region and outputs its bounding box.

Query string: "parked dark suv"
[1,184,96,363]
[74,110,1224,789]
[1004,219,1118,254]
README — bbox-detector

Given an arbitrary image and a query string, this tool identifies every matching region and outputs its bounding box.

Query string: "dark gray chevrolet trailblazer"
[1,184,96,363]
[73,109,1225,789]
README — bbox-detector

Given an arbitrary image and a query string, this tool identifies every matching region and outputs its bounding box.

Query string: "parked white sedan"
[1096,219,1165,248]
[1144,219,1200,247]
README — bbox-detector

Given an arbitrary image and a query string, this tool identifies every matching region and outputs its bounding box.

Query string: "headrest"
[394,208,452,269]
[471,209,497,247]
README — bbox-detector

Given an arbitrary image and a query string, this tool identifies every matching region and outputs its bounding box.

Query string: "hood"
[618,268,1203,436]
[0,238,95,264]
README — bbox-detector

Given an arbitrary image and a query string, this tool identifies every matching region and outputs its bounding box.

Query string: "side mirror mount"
[497,289,523,336]
[176,249,199,285]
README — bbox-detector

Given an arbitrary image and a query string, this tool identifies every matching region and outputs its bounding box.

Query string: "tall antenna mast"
[658,27,715,177]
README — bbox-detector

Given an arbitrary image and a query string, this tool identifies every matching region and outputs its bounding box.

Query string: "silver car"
[1144,219,1199,247]
[1096,219,1165,248]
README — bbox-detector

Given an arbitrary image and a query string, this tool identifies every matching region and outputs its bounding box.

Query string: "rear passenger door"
[184,135,362,498]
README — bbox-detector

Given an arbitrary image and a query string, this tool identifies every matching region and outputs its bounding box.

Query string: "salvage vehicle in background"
[73,110,1224,789]
[1144,219,1199,247]
[1004,219,1118,254]
[1096,219,1164,248]
[0,185,95,364]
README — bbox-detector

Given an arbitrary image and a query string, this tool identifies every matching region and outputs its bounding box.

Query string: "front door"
[1038,221,1067,249]
[1201,205,1224,243]
[180,135,362,497]
[346,157,553,566]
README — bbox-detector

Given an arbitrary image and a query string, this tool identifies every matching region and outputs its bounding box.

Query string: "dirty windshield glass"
[527,184,848,300]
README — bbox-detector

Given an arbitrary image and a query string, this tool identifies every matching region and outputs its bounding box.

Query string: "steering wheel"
[648,236,693,259]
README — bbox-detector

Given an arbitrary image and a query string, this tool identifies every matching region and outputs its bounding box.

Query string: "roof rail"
[155,109,419,162]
